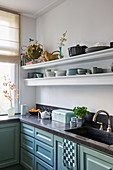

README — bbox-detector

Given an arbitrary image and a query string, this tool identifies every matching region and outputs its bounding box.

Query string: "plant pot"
[76,117,85,127]
[8,107,15,117]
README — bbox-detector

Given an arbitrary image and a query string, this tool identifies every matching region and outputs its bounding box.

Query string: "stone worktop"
[1,114,113,157]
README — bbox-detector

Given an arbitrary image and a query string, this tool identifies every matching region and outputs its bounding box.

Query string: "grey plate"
[85,46,110,53]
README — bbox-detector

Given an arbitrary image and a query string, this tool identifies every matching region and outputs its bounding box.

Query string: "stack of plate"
[55,70,66,77]
[66,68,78,76]
[77,68,87,75]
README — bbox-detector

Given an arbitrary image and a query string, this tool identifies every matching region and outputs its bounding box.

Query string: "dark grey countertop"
[1,114,113,157]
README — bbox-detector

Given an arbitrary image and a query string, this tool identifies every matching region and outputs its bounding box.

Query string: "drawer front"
[35,140,54,166]
[35,157,54,170]
[21,133,34,154]
[21,123,34,137]
[21,148,35,170]
[35,128,53,146]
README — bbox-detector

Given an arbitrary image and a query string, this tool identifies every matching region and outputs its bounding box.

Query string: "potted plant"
[73,106,90,127]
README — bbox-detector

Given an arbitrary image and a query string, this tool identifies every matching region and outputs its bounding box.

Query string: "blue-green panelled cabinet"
[54,135,78,170]
[21,123,54,170]
[80,145,113,170]
[0,122,19,169]
[21,123,35,170]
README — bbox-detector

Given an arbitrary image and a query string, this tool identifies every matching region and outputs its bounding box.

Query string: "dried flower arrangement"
[58,31,67,47]
[3,75,19,107]
[27,43,43,60]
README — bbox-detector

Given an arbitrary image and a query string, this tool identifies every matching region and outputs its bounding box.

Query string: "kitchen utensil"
[68,44,87,57]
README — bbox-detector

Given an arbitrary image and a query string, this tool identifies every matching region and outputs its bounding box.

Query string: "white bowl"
[55,70,66,77]
[46,71,55,77]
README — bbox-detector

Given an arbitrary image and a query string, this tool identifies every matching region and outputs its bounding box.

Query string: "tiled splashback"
[36,104,71,113]
[36,104,113,130]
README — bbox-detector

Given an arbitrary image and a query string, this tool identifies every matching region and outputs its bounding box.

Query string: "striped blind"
[0,9,20,63]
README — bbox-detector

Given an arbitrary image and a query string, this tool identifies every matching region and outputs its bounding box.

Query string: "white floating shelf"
[22,48,113,70]
[24,73,113,86]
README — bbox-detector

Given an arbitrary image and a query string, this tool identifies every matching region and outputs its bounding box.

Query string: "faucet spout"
[92,110,112,132]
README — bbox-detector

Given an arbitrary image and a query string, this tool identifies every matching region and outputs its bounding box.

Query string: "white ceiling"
[0,0,66,18]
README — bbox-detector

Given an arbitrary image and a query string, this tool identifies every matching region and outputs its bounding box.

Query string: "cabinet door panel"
[21,123,34,137]
[35,157,54,170]
[35,128,53,146]
[35,140,53,166]
[86,155,112,170]
[80,145,113,170]
[0,122,19,169]
[21,148,34,170]
[54,135,77,170]
[21,133,34,154]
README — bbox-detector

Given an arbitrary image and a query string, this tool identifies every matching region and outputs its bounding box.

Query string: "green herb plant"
[73,106,90,118]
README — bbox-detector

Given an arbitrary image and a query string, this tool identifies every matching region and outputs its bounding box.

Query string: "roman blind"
[0,9,20,63]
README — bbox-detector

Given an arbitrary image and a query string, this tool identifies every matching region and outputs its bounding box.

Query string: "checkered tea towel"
[63,138,76,169]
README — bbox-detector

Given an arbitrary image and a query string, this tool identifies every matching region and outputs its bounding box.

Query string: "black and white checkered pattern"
[63,139,76,169]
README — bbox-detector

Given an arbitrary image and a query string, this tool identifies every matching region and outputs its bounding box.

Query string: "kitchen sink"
[66,126,113,145]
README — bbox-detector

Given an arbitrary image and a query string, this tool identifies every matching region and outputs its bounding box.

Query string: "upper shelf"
[24,72,113,86]
[22,48,113,70]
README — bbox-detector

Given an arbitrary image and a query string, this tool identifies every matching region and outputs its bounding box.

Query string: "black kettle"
[68,44,87,57]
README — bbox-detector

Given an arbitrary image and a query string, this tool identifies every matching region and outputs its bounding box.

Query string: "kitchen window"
[0,9,20,115]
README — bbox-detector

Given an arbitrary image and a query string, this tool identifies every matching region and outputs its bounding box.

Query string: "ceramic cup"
[91,67,97,74]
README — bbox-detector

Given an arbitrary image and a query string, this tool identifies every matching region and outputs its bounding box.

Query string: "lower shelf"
[24,72,113,86]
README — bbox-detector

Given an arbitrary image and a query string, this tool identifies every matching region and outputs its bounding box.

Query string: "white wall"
[35,0,113,114]
[20,15,36,110]
[36,0,113,57]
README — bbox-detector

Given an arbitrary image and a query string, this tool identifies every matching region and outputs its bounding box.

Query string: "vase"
[58,46,64,59]
[8,104,15,117]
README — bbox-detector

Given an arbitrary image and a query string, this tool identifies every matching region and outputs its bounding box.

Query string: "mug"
[21,104,28,116]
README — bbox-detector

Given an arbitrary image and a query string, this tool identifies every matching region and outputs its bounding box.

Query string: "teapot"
[41,111,50,119]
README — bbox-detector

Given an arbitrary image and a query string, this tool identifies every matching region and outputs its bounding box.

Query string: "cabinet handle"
[76,145,78,170]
